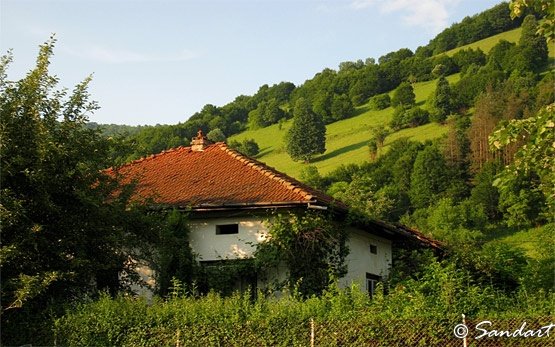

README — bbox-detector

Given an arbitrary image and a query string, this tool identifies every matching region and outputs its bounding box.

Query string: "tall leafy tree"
[330,93,354,121]
[409,145,450,209]
[263,98,286,125]
[312,91,333,123]
[470,162,502,220]
[0,39,155,341]
[285,98,326,162]
[490,104,555,220]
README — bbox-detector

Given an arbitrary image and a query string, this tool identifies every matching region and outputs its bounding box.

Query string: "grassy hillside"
[498,224,554,259]
[230,26,553,179]
[230,74,460,178]
[444,27,555,58]
[444,28,522,56]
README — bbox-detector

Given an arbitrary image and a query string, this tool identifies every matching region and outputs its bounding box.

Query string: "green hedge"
[54,286,554,347]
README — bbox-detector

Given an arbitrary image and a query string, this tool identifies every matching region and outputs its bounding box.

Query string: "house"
[111,130,440,296]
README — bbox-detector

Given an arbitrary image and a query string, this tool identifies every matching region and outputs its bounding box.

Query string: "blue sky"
[1,0,502,125]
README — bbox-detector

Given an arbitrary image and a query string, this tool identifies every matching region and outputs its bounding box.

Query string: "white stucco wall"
[188,218,392,292]
[189,217,269,261]
[340,227,392,290]
[130,216,392,297]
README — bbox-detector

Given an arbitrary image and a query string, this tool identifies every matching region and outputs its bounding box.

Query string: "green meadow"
[499,224,554,259]
[444,27,555,57]
[444,28,523,56]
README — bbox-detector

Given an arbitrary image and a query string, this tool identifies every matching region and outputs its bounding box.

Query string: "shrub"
[228,138,260,157]
[369,93,391,110]
[390,106,429,130]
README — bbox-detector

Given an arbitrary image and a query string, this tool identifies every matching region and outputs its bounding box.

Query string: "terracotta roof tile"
[112,143,347,210]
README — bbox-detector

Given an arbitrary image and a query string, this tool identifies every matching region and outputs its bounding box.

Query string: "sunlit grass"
[443,27,554,58]
[498,224,554,259]
[444,28,522,56]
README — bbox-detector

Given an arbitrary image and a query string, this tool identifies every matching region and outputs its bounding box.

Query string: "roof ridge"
[215,143,341,205]
[108,145,190,171]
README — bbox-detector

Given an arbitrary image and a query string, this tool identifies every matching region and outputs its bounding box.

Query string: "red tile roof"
[109,142,347,211]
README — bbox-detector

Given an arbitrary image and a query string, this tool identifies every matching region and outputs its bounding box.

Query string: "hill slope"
[444,27,555,57]
[444,28,522,56]
[230,74,460,178]
[230,26,554,179]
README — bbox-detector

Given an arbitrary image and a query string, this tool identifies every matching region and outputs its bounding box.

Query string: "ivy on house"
[254,211,349,297]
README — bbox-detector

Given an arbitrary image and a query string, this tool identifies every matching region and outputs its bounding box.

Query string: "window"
[216,224,239,235]
[369,244,377,254]
[366,273,381,298]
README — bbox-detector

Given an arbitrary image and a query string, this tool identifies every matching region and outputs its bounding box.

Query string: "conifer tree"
[286,98,326,162]
[431,76,454,122]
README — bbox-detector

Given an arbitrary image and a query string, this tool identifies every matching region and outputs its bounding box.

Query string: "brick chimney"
[191,129,212,151]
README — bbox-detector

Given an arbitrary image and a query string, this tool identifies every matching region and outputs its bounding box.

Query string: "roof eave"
[145,199,349,214]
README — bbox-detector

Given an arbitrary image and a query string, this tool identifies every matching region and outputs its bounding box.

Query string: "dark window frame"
[366,273,381,298]
[216,224,239,235]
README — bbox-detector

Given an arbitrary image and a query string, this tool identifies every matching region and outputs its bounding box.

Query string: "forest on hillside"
[93,2,536,163]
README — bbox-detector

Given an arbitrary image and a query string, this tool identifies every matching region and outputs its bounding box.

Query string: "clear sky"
[1,0,503,125]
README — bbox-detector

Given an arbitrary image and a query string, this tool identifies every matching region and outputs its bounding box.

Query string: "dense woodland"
[1,1,554,345]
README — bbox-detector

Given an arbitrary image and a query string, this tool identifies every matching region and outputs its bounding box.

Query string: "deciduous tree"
[0,38,157,340]
[206,128,226,142]
[409,145,450,209]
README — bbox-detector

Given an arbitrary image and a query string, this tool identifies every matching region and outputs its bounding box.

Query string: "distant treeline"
[426,1,525,54]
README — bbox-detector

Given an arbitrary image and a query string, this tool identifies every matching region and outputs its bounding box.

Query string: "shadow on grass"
[256,146,273,158]
[312,140,369,163]
[481,224,521,241]
[352,105,371,117]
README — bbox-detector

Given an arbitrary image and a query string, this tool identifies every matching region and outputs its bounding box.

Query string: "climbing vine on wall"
[254,211,349,297]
